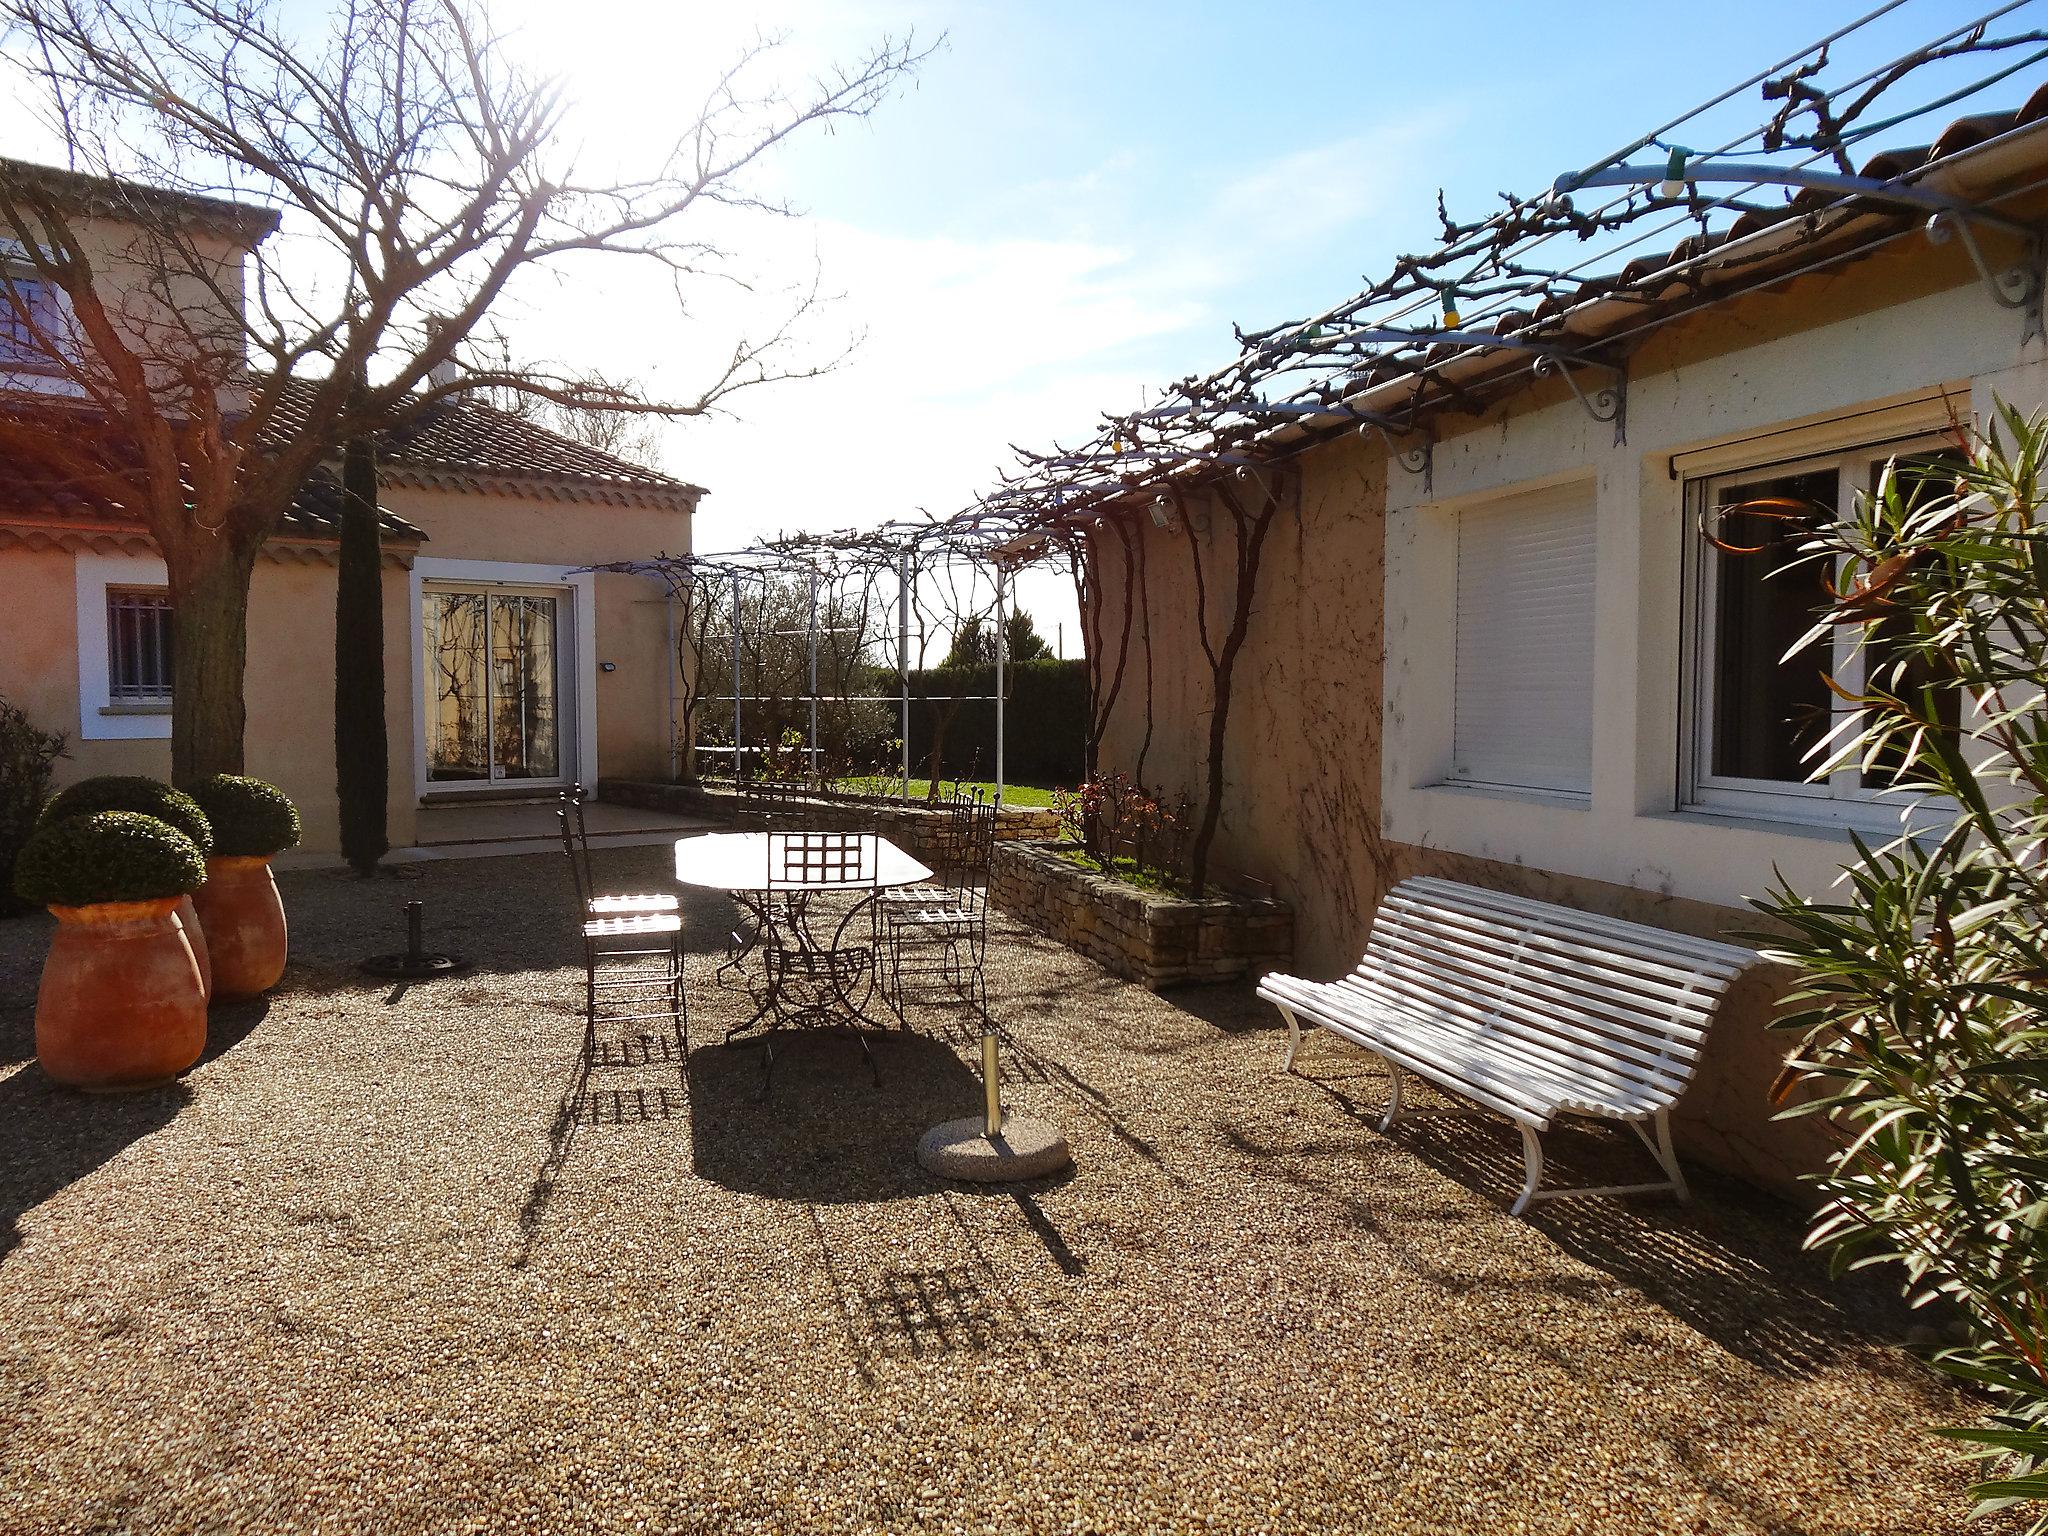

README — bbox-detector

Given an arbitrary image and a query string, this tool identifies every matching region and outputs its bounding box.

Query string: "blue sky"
[516,0,2003,629]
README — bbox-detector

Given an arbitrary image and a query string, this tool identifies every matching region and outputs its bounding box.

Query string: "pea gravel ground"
[0,847,2012,1535]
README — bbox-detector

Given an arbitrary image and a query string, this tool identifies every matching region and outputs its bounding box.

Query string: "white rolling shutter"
[1450,483,1596,796]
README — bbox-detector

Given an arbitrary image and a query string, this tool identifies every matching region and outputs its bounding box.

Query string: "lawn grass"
[829,776,1060,808]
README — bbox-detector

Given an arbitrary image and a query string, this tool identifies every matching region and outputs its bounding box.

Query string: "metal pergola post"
[995,559,1007,805]
[730,568,743,781]
[806,569,820,782]
[898,545,911,803]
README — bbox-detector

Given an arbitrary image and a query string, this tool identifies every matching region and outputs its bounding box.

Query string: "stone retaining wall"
[990,840,1293,990]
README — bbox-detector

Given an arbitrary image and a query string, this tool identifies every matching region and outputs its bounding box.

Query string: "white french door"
[422,583,567,785]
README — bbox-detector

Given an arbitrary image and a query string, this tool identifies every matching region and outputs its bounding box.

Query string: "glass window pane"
[1708,469,1838,784]
[489,594,559,780]
[425,591,491,781]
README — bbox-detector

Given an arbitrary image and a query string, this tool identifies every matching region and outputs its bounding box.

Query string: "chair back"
[557,783,594,911]
[766,830,879,890]
[935,791,997,901]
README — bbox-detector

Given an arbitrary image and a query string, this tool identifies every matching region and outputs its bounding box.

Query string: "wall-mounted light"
[1150,495,1173,528]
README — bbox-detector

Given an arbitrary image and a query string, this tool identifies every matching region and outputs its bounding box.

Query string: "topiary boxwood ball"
[39,775,213,856]
[12,811,207,909]
[190,774,301,858]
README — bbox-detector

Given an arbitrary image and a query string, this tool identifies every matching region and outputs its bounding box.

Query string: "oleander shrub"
[12,811,206,908]
[1751,403,2048,1529]
[0,697,67,919]
[39,775,213,855]
[189,774,301,858]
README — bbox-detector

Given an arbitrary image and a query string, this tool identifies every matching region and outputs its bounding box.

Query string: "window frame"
[74,552,174,739]
[1680,431,1951,828]
[0,261,67,368]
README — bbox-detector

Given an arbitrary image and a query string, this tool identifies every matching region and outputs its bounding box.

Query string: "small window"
[106,588,174,703]
[0,273,59,362]
[1685,438,1961,822]
[1450,482,1597,798]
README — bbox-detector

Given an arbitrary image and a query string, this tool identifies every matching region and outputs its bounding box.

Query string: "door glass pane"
[425,591,491,781]
[490,594,559,779]
[1708,469,1837,783]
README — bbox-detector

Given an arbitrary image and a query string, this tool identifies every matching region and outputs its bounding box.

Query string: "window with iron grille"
[106,588,173,703]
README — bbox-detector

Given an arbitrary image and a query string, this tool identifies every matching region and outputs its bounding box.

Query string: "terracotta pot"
[36,897,207,1092]
[190,856,287,1001]
[175,892,212,1002]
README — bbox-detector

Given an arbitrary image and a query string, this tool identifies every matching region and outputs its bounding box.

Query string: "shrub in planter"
[12,811,207,1091]
[186,775,299,1000]
[38,776,216,997]
[0,695,67,920]
[189,774,300,858]
[40,775,214,853]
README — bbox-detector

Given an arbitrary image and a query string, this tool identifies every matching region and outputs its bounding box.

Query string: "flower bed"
[990,840,1292,990]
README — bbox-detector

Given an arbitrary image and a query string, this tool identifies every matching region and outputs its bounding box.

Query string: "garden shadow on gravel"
[688,1030,981,1203]
[0,1067,189,1266]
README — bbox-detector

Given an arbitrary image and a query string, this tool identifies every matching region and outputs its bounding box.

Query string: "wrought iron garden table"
[673,831,933,1078]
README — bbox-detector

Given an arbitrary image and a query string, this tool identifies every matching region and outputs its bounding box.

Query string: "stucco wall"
[0,478,689,856]
[1087,241,2048,1199]
[379,484,690,790]
[0,543,416,855]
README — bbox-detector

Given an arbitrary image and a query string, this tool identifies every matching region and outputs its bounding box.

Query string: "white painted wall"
[1382,278,2048,912]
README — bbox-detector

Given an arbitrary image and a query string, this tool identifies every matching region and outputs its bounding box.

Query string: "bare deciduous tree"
[0,0,926,783]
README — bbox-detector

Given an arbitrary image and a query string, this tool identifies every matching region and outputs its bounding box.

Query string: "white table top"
[672,831,932,893]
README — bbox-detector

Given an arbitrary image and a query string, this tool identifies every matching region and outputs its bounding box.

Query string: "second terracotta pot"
[190,855,287,1001]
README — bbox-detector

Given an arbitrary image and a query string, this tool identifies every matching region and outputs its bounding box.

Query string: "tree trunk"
[335,428,388,874]
[164,534,259,789]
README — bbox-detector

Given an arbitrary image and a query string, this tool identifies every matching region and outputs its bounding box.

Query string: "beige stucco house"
[1084,94,2048,1196]
[0,160,698,855]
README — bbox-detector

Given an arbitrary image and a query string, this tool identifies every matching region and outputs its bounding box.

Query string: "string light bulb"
[1658,145,1690,200]
[1441,292,1461,329]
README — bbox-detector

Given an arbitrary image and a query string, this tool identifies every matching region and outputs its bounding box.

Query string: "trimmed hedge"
[903,657,1087,787]
[190,774,301,858]
[40,775,214,856]
[12,811,207,908]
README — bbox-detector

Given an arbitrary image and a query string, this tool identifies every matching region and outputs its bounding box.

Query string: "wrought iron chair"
[881,793,998,1023]
[558,793,684,1062]
[558,784,680,919]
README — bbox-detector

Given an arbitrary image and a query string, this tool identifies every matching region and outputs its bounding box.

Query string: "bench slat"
[1266,973,1691,1110]
[1369,900,1737,1015]
[1326,973,1697,1094]
[1357,923,1715,1050]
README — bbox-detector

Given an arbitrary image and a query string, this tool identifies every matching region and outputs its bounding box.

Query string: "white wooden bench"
[1257,877,1757,1215]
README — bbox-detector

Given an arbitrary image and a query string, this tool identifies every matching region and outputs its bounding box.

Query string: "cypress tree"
[334,402,387,875]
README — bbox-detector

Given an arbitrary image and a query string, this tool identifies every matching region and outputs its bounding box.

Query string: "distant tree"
[0,0,925,785]
[1005,609,1050,662]
[485,363,669,472]
[942,617,994,668]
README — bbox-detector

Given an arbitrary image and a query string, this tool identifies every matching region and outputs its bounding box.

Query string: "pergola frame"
[590,513,1043,803]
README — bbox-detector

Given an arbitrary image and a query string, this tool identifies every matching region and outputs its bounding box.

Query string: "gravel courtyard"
[0,846,2008,1535]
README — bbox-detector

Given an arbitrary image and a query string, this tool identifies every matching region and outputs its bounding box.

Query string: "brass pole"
[981,1033,1003,1139]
